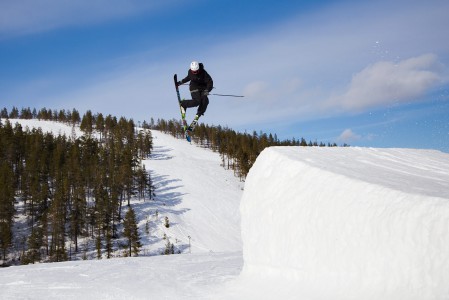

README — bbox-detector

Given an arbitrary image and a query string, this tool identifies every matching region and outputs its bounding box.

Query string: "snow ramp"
[237,147,449,300]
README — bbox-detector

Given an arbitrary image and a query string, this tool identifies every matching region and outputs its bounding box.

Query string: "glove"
[202,90,209,96]
[177,81,182,86]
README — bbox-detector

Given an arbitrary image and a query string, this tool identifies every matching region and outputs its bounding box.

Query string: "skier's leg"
[181,91,201,110]
[187,114,200,132]
[196,95,209,116]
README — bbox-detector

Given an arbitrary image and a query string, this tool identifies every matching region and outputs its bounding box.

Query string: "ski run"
[1,119,449,300]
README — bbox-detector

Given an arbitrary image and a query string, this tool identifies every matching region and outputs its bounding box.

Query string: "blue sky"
[1,0,448,152]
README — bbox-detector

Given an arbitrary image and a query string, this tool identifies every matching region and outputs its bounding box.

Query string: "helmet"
[190,61,199,73]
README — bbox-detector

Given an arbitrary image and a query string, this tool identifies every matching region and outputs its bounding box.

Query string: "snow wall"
[239,147,449,300]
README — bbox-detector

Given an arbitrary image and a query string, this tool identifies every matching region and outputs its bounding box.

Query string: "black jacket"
[180,64,213,92]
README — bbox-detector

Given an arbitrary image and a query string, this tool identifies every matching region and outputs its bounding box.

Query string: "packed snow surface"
[1,120,449,299]
[0,120,243,299]
[237,147,449,300]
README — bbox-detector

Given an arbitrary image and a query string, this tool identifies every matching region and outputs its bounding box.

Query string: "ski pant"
[182,90,209,116]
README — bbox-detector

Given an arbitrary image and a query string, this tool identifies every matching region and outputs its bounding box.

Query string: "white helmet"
[190,61,199,72]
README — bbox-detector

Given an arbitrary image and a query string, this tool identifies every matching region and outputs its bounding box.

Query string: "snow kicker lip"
[240,146,449,299]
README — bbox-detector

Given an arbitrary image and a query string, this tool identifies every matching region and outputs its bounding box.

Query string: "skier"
[177,61,213,125]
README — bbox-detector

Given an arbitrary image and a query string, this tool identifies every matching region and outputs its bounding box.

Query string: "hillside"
[1,119,243,261]
[1,120,449,299]
[144,129,243,253]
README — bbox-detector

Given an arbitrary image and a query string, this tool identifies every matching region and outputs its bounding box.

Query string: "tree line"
[154,118,339,180]
[2,106,82,124]
[0,107,153,266]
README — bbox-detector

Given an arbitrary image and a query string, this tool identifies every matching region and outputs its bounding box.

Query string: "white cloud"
[200,0,449,127]
[338,129,361,143]
[327,54,445,112]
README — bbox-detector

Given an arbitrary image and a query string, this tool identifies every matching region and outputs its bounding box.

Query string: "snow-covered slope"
[146,130,243,253]
[1,119,449,300]
[0,252,242,300]
[3,119,243,256]
[0,120,244,299]
[234,147,449,300]
[7,118,84,137]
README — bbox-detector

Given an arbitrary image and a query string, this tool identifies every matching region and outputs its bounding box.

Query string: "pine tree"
[164,239,175,255]
[0,161,15,260]
[71,108,81,125]
[80,110,94,135]
[95,113,105,141]
[123,207,141,257]
[0,107,8,118]
[24,226,44,264]
[9,106,19,118]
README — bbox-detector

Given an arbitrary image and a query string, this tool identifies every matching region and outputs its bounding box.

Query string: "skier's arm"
[205,72,213,92]
[180,72,191,85]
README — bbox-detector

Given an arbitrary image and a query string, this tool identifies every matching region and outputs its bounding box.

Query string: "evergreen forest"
[1,107,153,265]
